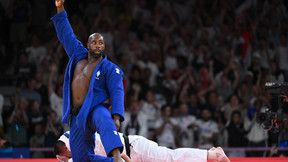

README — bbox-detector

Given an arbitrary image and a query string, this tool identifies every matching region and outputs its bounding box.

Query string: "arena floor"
[0,157,288,162]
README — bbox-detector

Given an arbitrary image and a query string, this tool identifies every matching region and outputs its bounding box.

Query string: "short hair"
[54,140,66,155]
[231,110,241,119]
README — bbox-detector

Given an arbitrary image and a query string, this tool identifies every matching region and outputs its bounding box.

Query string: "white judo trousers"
[96,133,207,162]
[126,135,207,162]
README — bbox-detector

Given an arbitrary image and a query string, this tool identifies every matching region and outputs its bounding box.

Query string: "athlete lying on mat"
[54,131,230,162]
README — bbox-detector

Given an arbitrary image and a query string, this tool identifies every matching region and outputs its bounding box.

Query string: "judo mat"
[0,157,287,162]
[1,147,288,161]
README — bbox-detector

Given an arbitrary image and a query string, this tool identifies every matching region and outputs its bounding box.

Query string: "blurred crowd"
[0,0,288,158]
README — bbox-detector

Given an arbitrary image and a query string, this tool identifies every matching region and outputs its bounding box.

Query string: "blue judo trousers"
[51,11,125,162]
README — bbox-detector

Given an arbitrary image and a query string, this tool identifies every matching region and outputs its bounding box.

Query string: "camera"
[255,82,288,132]
[256,112,277,123]
[256,112,278,131]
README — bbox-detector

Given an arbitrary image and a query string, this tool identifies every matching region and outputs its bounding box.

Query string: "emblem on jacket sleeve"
[115,68,120,74]
[96,70,101,80]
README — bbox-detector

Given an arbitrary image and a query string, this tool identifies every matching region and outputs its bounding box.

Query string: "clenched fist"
[55,0,64,8]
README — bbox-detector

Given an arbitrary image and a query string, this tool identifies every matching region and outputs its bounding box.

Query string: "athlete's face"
[87,33,105,58]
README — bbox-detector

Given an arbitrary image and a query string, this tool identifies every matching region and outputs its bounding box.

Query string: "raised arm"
[51,0,88,58]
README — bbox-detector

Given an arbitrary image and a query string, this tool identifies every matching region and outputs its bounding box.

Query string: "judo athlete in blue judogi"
[51,0,126,161]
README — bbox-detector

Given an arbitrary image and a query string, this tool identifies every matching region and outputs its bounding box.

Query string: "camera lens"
[256,113,267,123]
[258,114,266,122]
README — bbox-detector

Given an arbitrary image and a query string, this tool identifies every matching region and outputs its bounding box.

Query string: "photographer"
[244,99,268,157]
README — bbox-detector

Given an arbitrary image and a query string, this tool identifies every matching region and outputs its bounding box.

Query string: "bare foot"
[208,147,230,162]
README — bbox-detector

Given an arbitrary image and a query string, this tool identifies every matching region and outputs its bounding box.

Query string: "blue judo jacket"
[51,11,125,132]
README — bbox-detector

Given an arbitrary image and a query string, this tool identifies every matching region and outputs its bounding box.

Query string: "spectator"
[152,89,167,112]
[237,81,253,109]
[152,74,169,107]
[114,19,137,57]
[127,66,148,100]
[140,89,161,139]
[200,91,220,121]
[196,108,219,148]
[18,78,41,105]
[150,49,163,71]
[174,56,189,79]
[7,95,29,147]
[162,69,178,94]
[164,45,178,71]
[35,69,49,106]
[44,110,63,147]
[26,100,44,137]
[44,110,63,158]
[14,52,36,85]
[269,62,285,82]
[121,101,148,138]
[247,53,262,84]
[38,57,53,87]
[226,110,247,157]
[137,51,159,87]
[132,0,152,22]
[175,28,194,60]
[29,123,45,158]
[221,94,243,122]
[177,67,196,104]
[176,102,197,148]
[25,34,47,67]
[187,93,202,118]
[154,12,178,38]
[140,67,152,90]
[155,105,179,148]
[196,65,217,111]
[191,45,211,70]
[139,31,159,53]
[215,71,239,103]
[254,37,275,72]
